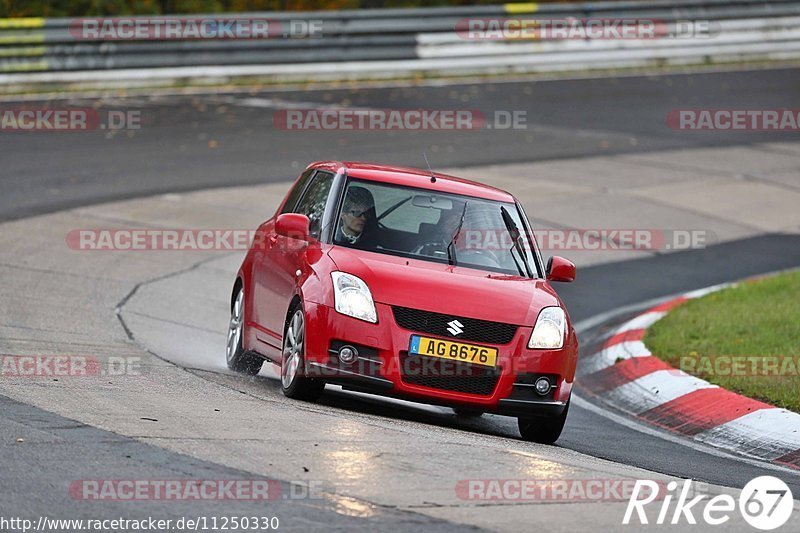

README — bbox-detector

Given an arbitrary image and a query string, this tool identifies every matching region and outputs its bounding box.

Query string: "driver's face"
[341,204,369,234]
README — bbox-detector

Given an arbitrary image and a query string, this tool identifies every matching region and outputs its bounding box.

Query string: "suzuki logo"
[446,320,464,336]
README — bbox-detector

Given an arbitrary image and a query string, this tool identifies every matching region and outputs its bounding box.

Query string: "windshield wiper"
[500,206,533,278]
[447,201,468,266]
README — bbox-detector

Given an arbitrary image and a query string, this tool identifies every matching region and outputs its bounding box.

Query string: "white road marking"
[616,311,667,332]
[572,394,800,477]
[683,283,733,299]
[695,409,800,461]
[594,340,652,369]
[605,370,717,415]
[216,95,376,112]
[575,269,800,474]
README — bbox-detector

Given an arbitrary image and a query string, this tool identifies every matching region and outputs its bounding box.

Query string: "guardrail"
[0,0,799,85]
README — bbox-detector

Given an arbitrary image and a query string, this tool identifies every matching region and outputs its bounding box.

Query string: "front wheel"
[281,307,324,402]
[518,400,570,444]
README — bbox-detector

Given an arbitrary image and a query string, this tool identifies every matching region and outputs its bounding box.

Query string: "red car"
[226,162,578,443]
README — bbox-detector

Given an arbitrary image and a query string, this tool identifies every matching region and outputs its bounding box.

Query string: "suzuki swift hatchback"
[226,161,577,443]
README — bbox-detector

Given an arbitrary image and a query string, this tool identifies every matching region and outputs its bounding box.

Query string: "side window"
[294,171,334,238]
[280,168,315,215]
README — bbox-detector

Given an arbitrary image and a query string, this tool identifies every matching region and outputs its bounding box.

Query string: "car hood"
[327,246,561,326]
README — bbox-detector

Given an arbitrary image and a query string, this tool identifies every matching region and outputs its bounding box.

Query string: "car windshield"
[333,179,539,278]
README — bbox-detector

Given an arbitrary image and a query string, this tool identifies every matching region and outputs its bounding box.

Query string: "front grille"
[399,352,501,396]
[392,306,518,345]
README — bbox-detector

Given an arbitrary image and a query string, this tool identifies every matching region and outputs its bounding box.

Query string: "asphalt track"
[1,395,468,531]
[2,68,800,527]
[3,67,800,222]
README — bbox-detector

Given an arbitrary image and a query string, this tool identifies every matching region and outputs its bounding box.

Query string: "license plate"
[408,335,498,368]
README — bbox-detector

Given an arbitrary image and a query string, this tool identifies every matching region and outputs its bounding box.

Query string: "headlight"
[331,272,377,323]
[528,307,566,349]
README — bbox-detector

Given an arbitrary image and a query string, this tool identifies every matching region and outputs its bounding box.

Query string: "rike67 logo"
[624,476,794,530]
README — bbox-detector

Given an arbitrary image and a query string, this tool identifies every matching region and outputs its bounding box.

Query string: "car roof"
[308,161,516,203]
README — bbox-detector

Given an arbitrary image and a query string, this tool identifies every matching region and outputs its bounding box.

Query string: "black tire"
[226,287,264,375]
[518,400,570,444]
[452,407,484,418]
[280,306,325,402]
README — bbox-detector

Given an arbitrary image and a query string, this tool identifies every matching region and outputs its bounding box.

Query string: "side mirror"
[275,213,310,242]
[547,256,575,283]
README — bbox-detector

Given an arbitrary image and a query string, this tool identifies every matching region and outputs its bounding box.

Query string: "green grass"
[645,270,800,412]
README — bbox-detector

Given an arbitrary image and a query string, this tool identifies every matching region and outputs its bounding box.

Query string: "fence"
[0,0,798,85]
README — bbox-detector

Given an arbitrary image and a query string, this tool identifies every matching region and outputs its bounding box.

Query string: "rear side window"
[280,168,315,214]
[293,171,334,238]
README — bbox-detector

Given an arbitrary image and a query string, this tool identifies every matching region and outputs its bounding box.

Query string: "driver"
[336,186,374,245]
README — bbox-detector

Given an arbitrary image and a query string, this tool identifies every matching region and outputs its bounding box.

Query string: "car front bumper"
[303,301,577,418]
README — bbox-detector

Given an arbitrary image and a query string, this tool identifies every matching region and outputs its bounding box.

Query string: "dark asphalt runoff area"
[2,67,800,524]
[2,67,800,222]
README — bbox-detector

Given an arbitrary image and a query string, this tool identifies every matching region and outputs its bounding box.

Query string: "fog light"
[338,345,358,365]
[535,377,551,396]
